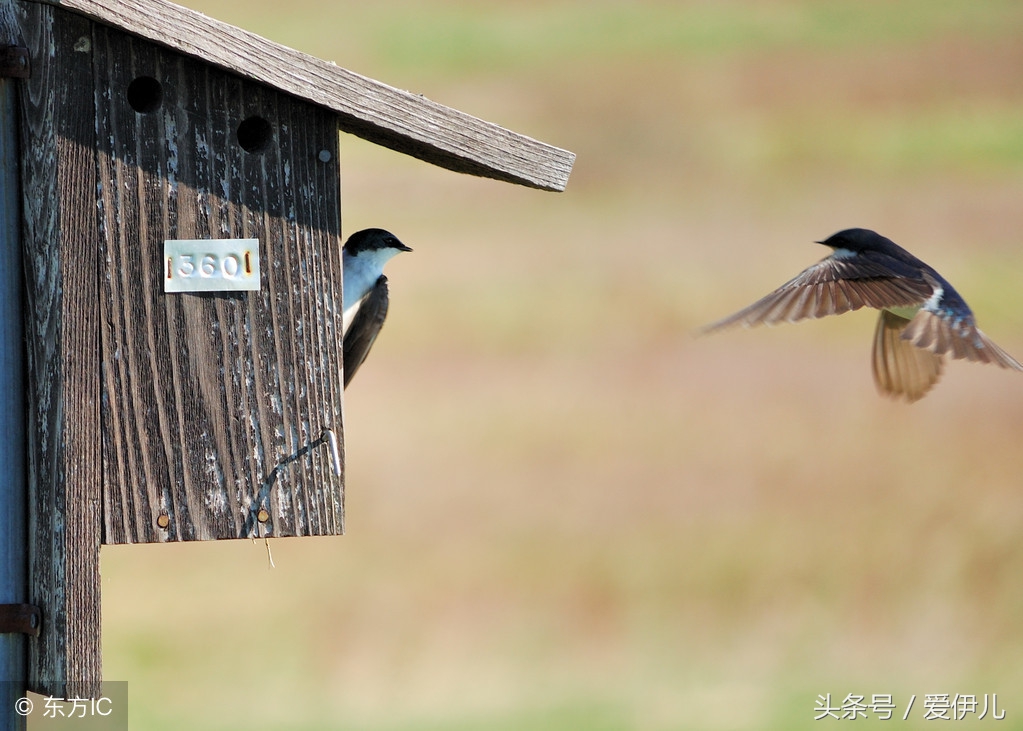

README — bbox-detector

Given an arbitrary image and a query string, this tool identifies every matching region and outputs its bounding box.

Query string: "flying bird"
[704,228,1023,402]
[341,228,412,388]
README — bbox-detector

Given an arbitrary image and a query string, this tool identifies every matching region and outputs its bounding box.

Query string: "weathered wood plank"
[31,0,575,191]
[17,1,103,698]
[94,26,345,543]
[0,0,29,712]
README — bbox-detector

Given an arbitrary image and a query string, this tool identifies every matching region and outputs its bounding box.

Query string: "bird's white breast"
[343,248,400,332]
[343,250,394,307]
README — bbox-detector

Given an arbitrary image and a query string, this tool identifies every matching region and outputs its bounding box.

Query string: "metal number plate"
[164,239,261,292]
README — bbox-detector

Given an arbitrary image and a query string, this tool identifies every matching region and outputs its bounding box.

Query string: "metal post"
[0,1,26,727]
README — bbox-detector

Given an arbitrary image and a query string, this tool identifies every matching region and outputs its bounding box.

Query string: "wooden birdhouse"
[0,0,573,700]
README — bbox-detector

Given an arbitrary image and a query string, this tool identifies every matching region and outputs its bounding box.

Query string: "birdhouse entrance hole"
[237,115,273,153]
[125,74,162,113]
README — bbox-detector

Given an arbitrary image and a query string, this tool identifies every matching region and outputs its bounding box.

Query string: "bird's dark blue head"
[816,228,902,255]
[343,228,412,256]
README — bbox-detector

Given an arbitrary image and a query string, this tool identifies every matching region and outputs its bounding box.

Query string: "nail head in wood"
[0,45,30,78]
[0,604,42,637]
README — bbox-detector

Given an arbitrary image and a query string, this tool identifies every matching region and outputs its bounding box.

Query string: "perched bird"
[704,228,1023,402]
[341,228,412,388]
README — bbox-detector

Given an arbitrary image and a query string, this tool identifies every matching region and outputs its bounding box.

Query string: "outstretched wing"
[872,309,944,403]
[343,275,389,388]
[703,255,933,332]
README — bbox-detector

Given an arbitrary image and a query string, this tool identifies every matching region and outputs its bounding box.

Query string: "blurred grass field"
[96,1,1023,729]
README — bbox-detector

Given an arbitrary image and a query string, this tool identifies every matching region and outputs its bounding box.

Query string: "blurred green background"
[96,1,1023,729]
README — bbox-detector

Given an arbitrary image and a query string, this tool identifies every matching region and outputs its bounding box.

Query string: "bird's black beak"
[398,243,413,253]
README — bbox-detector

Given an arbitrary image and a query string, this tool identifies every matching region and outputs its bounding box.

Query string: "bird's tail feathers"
[901,310,1023,370]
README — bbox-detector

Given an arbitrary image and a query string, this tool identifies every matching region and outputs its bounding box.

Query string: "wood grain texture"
[94,25,346,544]
[31,0,575,191]
[17,1,103,699]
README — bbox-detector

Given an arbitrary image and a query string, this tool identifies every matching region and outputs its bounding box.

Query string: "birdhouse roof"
[34,0,575,191]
